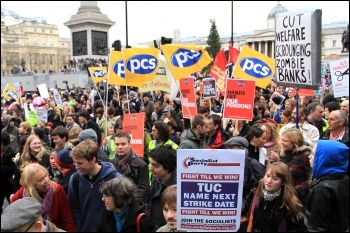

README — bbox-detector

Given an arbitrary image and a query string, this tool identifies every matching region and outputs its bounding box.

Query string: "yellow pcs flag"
[161,44,212,80]
[88,67,108,84]
[1,83,19,101]
[123,47,159,87]
[108,50,127,86]
[233,45,275,89]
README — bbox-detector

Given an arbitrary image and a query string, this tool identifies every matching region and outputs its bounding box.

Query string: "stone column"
[264,41,268,55]
[272,41,275,58]
[258,42,261,53]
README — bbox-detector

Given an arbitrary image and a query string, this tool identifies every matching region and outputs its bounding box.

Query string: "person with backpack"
[68,139,121,232]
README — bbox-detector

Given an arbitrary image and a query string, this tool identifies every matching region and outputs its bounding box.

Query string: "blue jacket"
[68,161,121,232]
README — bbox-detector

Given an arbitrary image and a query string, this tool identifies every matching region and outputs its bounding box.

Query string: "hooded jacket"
[305,140,349,232]
[179,128,206,149]
[1,115,20,153]
[68,161,121,232]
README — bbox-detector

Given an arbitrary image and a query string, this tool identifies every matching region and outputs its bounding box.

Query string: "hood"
[180,128,200,142]
[78,161,119,181]
[4,115,15,127]
[313,140,349,179]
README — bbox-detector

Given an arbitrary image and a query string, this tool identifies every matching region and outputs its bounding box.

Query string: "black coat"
[305,174,349,232]
[1,145,16,200]
[97,200,158,232]
[148,171,177,227]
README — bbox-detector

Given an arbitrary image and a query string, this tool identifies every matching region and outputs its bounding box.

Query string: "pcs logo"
[125,54,158,74]
[6,90,18,99]
[93,70,106,78]
[240,58,272,79]
[112,60,125,78]
[171,49,202,68]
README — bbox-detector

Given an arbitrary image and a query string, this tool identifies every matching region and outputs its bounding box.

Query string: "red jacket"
[11,183,77,232]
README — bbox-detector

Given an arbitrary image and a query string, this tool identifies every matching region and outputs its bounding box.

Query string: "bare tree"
[25,46,38,72]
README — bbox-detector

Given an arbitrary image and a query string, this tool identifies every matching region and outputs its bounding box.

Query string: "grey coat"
[179,128,206,149]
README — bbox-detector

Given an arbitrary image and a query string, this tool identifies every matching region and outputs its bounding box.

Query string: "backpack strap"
[136,213,145,232]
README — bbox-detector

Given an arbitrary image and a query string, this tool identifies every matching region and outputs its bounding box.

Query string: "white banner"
[328,58,349,98]
[53,89,62,106]
[177,149,245,232]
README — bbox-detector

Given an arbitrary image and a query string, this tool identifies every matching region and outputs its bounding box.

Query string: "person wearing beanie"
[305,140,349,232]
[78,129,110,162]
[54,149,77,194]
[223,136,265,219]
[1,197,65,232]
[141,92,154,118]
[129,91,141,112]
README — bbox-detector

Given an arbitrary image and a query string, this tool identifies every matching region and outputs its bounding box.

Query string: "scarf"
[117,154,131,175]
[262,188,281,202]
[23,184,54,220]
[113,205,131,232]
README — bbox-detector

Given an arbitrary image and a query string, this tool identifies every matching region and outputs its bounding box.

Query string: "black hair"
[148,145,176,173]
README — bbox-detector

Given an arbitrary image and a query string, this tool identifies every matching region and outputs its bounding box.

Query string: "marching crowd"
[1,81,349,232]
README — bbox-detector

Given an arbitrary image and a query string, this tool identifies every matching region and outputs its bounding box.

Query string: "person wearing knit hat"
[78,129,110,162]
[54,149,76,194]
[1,197,64,232]
[224,136,265,220]
[54,149,73,169]
[129,90,137,97]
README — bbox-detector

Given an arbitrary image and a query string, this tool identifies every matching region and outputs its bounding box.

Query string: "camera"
[63,80,68,84]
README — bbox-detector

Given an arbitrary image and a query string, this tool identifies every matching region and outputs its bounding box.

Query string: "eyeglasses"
[102,194,111,199]
[24,220,37,232]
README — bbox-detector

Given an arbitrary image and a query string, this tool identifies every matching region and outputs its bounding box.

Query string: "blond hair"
[20,163,55,202]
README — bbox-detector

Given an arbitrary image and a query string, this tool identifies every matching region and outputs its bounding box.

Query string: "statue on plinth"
[341,24,349,53]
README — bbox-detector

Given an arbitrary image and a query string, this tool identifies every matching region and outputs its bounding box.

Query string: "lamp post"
[125,1,129,48]
[230,1,234,46]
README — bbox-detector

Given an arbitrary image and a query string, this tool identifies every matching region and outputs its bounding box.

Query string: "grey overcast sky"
[1,1,349,46]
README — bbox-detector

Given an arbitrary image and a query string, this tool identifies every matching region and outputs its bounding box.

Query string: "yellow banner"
[233,45,275,88]
[161,44,212,80]
[88,67,108,84]
[108,51,127,86]
[1,83,19,101]
[123,47,159,86]
[139,60,171,93]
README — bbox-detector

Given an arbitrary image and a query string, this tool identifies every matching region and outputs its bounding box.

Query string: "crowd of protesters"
[1,79,349,232]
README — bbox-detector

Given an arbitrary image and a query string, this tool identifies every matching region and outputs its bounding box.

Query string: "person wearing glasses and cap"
[1,197,65,232]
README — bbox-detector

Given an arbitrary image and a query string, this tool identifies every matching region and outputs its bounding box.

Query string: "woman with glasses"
[19,135,51,171]
[269,129,312,207]
[10,163,77,232]
[98,176,157,232]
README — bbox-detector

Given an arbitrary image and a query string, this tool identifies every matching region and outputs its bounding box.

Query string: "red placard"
[179,78,198,119]
[223,79,255,120]
[123,113,144,157]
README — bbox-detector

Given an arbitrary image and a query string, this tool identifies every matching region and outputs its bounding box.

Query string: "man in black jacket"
[111,132,149,203]
[78,110,102,146]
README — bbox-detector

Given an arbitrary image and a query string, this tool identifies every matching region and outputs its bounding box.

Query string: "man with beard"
[179,115,209,149]
[279,105,319,147]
